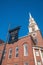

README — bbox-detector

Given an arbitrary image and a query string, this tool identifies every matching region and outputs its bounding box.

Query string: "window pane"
[41,51,43,57]
[41,50,43,63]
[10,49,12,53]
[8,48,12,58]
[9,55,12,58]
[37,61,41,65]
[24,62,28,65]
[15,47,19,57]
[23,44,28,56]
[3,50,6,59]
[35,50,39,56]
[16,53,18,57]
[14,63,18,65]
[34,38,38,43]
[16,47,18,52]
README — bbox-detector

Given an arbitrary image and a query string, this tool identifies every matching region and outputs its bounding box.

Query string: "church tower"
[28,13,43,46]
[29,13,39,33]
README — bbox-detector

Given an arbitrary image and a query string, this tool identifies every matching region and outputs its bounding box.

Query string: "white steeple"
[29,13,39,33]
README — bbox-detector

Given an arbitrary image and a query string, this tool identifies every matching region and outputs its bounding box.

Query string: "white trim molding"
[33,47,37,65]
[39,48,43,64]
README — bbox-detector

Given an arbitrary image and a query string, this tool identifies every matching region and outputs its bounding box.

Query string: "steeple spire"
[29,12,32,18]
[28,13,39,33]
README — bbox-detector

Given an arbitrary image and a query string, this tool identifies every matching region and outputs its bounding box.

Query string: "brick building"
[0,13,43,65]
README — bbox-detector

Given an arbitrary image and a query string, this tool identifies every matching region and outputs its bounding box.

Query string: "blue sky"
[0,0,43,42]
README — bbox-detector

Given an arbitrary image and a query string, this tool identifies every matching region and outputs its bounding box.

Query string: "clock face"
[32,32,37,38]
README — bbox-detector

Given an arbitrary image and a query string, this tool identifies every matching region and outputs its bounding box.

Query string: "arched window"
[15,46,19,57]
[8,48,12,58]
[23,44,28,56]
[34,38,38,44]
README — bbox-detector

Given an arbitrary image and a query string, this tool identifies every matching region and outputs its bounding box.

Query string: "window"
[41,51,43,57]
[42,59,43,63]
[32,27,35,31]
[3,50,6,59]
[24,62,28,65]
[14,64,18,65]
[8,48,12,58]
[35,50,39,56]
[15,47,19,57]
[41,50,43,63]
[37,61,41,65]
[34,38,38,44]
[23,44,28,56]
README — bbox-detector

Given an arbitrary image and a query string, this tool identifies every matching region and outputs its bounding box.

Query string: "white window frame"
[23,44,28,56]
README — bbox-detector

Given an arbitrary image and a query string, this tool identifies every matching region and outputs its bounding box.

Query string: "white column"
[39,49,43,63]
[33,48,37,65]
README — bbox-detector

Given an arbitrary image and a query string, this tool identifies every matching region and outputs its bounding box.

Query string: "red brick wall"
[0,30,43,65]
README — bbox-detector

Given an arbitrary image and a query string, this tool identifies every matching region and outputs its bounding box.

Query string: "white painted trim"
[32,47,43,50]
[33,47,43,64]
[33,47,39,49]
[23,44,28,56]
[33,48,37,65]
[39,49,43,63]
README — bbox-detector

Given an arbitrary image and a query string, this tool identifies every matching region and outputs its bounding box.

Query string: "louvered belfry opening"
[8,26,20,44]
